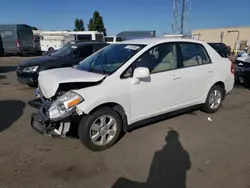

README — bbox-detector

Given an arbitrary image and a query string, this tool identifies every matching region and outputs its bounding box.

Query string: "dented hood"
[38,67,106,98]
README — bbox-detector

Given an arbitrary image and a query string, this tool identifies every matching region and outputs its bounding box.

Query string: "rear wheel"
[78,107,123,151]
[201,85,224,113]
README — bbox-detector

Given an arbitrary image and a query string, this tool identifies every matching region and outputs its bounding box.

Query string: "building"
[192,26,250,53]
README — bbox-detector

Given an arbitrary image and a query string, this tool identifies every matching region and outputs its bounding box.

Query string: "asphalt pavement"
[1,56,250,188]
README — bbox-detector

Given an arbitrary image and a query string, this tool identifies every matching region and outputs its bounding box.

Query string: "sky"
[0,0,249,36]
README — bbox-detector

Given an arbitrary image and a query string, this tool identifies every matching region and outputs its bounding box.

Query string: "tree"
[32,26,38,30]
[74,18,85,31]
[88,18,95,31]
[88,11,107,36]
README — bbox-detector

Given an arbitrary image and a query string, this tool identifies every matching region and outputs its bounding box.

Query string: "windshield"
[76,43,145,75]
[51,44,77,57]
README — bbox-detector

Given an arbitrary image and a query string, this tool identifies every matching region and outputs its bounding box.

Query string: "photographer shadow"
[111,130,191,188]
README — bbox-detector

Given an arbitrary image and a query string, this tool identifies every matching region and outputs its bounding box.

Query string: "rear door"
[17,25,34,52]
[175,42,214,104]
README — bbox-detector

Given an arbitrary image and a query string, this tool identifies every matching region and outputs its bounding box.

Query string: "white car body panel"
[39,38,235,125]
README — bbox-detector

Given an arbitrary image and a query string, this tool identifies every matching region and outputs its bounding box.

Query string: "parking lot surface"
[1,57,250,188]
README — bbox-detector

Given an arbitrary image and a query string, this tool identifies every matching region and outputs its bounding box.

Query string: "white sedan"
[30,38,235,151]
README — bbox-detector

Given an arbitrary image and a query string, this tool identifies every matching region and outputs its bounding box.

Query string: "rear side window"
[179,43,211,67]
[76,34,92,41]
[208,43,228,58]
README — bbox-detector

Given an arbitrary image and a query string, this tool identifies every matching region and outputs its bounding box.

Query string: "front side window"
[76,44,145,75]
[180,43,211,67]
[121,43,178,78]
[135,43,178,73]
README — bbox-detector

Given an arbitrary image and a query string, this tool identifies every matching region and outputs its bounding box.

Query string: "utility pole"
[172,0,191,34]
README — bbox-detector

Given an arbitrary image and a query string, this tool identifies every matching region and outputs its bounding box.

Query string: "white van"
[38,31,105,52]
[69,31,104,41]
[104,36,123,44]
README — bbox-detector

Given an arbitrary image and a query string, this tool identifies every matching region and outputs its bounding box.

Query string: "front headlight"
[23,66,39,73]
[48,91,84,121]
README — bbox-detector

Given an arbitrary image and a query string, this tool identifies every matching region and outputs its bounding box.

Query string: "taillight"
[230,61,235,74]
[16,40,20,48]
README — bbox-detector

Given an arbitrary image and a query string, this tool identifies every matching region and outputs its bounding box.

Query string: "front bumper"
[235,68,250,85]
[29,96,74,136]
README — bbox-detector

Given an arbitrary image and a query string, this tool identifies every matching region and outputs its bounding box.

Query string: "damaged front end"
[29,88,83,137]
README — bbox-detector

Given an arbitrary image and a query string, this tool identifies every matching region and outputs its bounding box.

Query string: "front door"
[126,42,184,123]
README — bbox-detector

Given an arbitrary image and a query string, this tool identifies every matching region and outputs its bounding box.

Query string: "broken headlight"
[23,66,39,73]
[48,91,83,121]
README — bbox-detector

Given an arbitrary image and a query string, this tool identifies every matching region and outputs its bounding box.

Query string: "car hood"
[38,67,106,98]
[18,56,63,67]
[237,56,250,62]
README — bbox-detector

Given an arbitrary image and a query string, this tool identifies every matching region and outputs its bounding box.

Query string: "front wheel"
[78,107,123,151]
[201,85,224,113]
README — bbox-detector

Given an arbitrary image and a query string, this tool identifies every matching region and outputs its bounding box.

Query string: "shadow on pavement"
[0,100,26,132]
[0,66,17,73]
[128,105,200,132]
[111,130,191,188]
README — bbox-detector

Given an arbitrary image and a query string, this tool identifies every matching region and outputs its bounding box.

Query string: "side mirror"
[133,67,150,79]
[132,67,150,85]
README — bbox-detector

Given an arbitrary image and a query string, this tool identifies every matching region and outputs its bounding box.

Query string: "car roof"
[118,37,206,45]
[69,41,108,47]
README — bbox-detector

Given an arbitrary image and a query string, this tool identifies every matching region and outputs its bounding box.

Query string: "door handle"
[172,75,180,80]
[207,69,213,73]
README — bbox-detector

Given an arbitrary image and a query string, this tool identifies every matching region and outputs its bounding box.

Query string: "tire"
[235,76,240,85]
[78,107,123,151]
[201,85,224,113]
[27,83,37,88]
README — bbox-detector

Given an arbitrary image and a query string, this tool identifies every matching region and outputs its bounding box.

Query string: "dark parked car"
[208,42,231,58]
[16,41,109,87]
[234,56,250,87]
